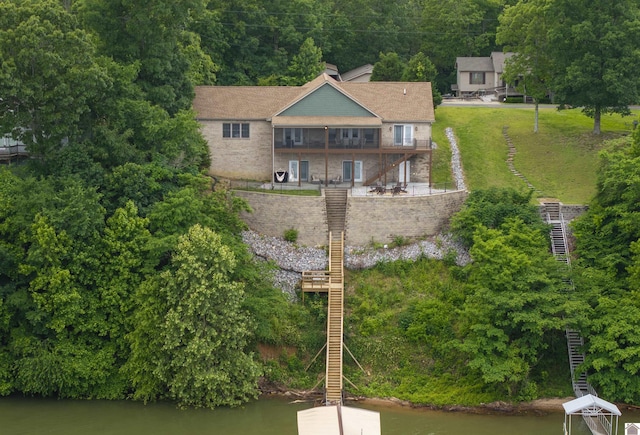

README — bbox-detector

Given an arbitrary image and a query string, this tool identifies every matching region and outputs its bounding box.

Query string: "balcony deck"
[0,144,28,162]
[274,139,431,153]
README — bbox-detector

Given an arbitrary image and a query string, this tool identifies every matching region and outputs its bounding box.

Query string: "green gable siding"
[279,84,375,117]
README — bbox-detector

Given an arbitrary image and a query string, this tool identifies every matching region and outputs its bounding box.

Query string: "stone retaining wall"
[558,205,589,221]
[345,190,468,245]
[538,204,589,222]
[235,191,328,246]
[235,189,469,247]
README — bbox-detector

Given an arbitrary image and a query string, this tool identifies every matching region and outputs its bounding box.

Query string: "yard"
[431,105,639,204]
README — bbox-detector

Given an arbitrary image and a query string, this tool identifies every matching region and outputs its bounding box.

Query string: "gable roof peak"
[302,73,338,89]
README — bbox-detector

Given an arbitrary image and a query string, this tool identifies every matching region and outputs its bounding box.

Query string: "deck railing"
[0,144,28,161]
[274,137,432,151]
[301,270,331,289]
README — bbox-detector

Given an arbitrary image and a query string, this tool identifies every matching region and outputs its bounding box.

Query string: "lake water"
[2,395,639,434]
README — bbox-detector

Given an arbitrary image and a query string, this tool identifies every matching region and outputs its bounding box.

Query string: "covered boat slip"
[563,394,621,435]
[297,405,381,435]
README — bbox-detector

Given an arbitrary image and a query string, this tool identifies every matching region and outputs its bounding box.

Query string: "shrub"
[283,228,298,243]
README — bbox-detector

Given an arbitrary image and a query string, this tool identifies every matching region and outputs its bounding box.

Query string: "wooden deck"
[0,144,28,162]
[301,270,331,293]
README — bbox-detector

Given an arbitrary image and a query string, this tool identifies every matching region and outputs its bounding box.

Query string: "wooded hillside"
[1,0,639,408]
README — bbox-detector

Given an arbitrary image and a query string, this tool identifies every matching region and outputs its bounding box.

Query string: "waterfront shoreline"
[258,383,572,416]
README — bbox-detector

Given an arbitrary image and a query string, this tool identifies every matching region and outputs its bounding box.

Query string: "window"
[393,124,413,146]
[470,72,485,85]
[223,123,250,138]
[283,128,303,146]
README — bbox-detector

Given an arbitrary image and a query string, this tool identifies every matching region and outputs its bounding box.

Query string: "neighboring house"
[340,64,374,83]
[193,73,435,187]
[453,52,518,99]
[0,134,27,163]
[324,63,341,81]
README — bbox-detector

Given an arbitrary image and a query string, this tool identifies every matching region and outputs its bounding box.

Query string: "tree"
[497,1,553,132]
[370,52,405,81]
[417,0,507,92]
[402,52,443,106]
[449,187,546,248]
[286,38,325,86]
[328,0,416,72]
[458,218,566,399]
[572,134,640,277]
[130,225,260,408]
[0,0,112,158]
[570,131,640,402]
[79,0,213,114]
[539,0,640,134]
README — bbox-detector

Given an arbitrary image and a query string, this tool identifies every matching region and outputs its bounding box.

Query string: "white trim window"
[223,122,250,138]
[393,124,413,146]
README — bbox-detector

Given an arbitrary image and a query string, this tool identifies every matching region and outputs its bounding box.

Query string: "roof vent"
[403,88,406,95]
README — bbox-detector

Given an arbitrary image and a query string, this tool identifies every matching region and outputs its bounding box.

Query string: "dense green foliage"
[0,0,304,408]
[497,0,640,133]
[449,187,547,248]
[337,233,573,404]
[571,129,640,403]
[2,0,640,409]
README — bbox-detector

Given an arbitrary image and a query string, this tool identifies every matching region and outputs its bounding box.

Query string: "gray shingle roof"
[455,57,494,72]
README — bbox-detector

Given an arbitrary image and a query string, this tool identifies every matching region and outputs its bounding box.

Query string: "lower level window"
[223,123,250,138]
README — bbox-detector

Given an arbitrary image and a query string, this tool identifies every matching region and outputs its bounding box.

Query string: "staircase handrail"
[328,231,333,272]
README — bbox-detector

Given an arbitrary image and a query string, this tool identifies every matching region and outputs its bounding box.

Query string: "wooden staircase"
[362,154,416,187]
[324,189,347,233]
[325,231,344,405]
[301,190,347,405]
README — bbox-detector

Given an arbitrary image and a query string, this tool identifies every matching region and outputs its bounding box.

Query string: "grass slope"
[433,106,638,204]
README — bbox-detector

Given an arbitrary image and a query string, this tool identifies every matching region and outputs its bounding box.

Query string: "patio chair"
[329,175,342,185]
[392,182,407,195]
[368,181,385,194]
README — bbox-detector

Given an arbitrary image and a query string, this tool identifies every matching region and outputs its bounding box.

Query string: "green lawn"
[432,105,638,204]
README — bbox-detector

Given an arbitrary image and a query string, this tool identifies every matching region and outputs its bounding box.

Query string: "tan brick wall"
[235,189,468,247]
[200,120,272,180]
[345,190,468,245]
[273,153,431,185]
[200,119,433,183]
[235,191,328,246]
[380,121,432,147]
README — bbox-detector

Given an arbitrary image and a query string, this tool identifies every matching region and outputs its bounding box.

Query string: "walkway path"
[503,126,542,195]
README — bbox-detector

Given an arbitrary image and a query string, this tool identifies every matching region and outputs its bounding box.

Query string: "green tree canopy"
[78,0,213,114]
[571,131,640,402]
[402,52,443,106]
[449,187,546,248]
[0,0,111,158]
[498,0,640,134]
[458,218,565,399]
[129,225,260,408]
[370,52,405,81]
[286,38,325,86]
[497,0,553,132]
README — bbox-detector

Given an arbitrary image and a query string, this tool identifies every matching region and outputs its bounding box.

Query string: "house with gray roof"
[193,73,435,187]
[453,52,517,99]
[340,64,374,83]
